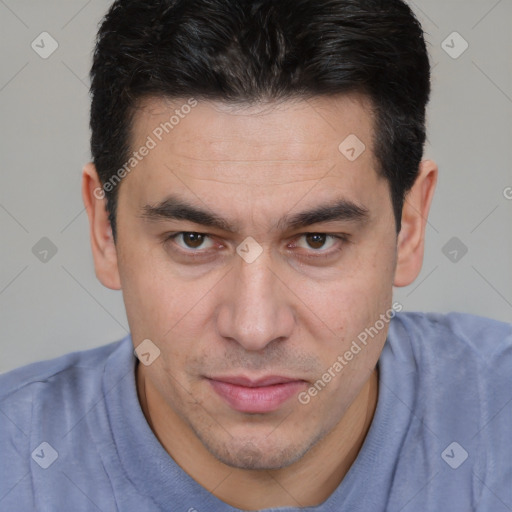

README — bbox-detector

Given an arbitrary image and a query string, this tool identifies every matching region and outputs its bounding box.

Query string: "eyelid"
[165,232,217,251]
[291,233,340,251]
[288,233,350,256]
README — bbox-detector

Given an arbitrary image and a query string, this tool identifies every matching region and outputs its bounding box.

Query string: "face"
[113,94,399,470]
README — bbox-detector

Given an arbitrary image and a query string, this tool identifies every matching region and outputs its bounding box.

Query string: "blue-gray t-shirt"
[1,311,511,511]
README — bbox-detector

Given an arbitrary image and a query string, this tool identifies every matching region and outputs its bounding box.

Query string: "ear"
[81,162,121,290]
[393,159,438,287]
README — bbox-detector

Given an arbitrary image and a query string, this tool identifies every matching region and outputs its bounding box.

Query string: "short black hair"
[90,0,431,239]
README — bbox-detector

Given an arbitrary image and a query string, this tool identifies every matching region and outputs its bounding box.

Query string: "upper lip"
[207,375,304,387]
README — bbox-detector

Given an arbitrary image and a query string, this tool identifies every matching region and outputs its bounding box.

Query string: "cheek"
[118,245,221,378]
[295,245,395,367]
[117,238,188,342]
[301,251,393,329]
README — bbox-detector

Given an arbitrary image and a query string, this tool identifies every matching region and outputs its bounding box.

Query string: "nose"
[216,250,295,351]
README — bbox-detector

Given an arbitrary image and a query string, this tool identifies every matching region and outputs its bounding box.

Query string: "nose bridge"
[217,251,294,351]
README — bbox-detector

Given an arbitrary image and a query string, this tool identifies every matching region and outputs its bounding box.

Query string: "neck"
[136,366,379,510]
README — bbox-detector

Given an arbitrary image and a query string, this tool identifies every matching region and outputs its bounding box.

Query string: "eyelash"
[162,232,350,260]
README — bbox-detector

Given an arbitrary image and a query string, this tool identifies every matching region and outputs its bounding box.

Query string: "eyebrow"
[140,194,370,232]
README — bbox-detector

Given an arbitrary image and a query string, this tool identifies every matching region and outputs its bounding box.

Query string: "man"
[1,0,511,510]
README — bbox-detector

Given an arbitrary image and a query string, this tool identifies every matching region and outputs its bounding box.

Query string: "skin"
[82,93,437,509]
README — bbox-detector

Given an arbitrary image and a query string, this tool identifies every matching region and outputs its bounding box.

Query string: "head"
[83,0,437,470]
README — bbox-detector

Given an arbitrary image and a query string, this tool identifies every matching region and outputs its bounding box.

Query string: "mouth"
[206,375,308,414]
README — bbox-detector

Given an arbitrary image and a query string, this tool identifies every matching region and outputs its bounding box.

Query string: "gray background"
[1,0,511,373]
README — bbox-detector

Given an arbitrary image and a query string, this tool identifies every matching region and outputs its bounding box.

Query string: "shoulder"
[384,310,512,439]
[383,311,512,502]
[0,337,133,509]
[382,310,512,424]
[388,310,512,366]
[0,337,130,400]
[0,336,132,442]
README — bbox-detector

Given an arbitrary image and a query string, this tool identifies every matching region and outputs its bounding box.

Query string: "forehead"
[122,94,387,230]
[129,93,377,182]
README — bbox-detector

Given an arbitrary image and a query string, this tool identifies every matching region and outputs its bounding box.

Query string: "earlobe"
[393,159,438,287]
[81,162,122,290]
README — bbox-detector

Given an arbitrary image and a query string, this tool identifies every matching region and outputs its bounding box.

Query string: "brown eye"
[305,233,329,250]
[181,232,207,249]
[163,231,220,260]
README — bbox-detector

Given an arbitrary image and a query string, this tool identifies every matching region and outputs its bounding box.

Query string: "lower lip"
[208,379,306,413]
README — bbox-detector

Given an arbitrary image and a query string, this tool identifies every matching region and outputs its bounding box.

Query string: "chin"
[199,433,316,470]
